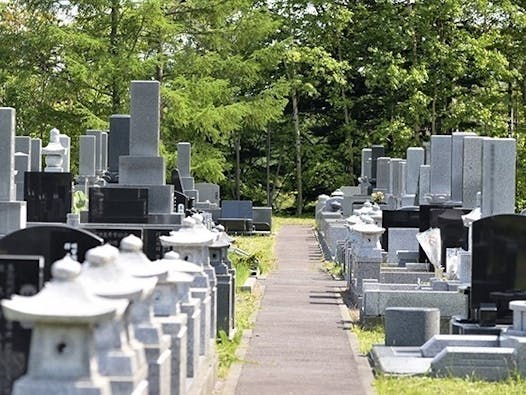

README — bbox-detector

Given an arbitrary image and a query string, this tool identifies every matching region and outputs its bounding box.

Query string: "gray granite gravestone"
[177,142,199,201]
[451,132,476,204]
[418,165,431,205]
[195,182,220,206]
[462,136,483,209]
[108,115,130,176]
[75,135,97,194]
[361,148,372,179]
[58,133,70,173]
[14,153,29,201]
[375,157,391,194]
[15,137,31,157]
[403,147,425,206]
[79,135,96,177]
[85,130,103,175]
[481,137,516,217]
[0,108,26,236]
[115,81,181,224]
[370,145,385,185]
[29,139,41,172]
[100,131,108,174]
[428,135,452,202]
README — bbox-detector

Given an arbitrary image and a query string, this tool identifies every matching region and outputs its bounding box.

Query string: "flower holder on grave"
[160,216,217,343]
[79,244,154,395]
[350,220,385,304]
[209,235,235,339]
[116,235,174,395]
[1,255,127,395]
[153,254,201,382]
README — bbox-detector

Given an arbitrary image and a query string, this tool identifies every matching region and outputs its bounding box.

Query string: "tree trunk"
[235,131,241,200]
[110,0,120,114]
[292,90,302,215]
[266,127,271,207]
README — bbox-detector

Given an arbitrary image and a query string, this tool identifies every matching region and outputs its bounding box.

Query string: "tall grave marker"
[0,108,26,236]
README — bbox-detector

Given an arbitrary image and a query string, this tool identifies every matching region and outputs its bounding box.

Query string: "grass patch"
[352,321,385,355]
[217,291,259,378]
[375,375,526,395]
[322,260,344,279]
[350,313,526,393]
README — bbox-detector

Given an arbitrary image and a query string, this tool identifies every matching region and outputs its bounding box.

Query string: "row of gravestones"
[316,131,526,328]
[2,80,271,242]
[0,215,236,395]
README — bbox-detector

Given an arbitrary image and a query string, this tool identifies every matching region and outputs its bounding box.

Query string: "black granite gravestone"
[370,145,385,187]
[171,169,184,193]
[24,172,72,222]
[143,228,172,260]
[472,214,526,324]
[0,255,43,395]
[435,208,470,269]
[0,255,44,394]
[87,228,143,249]
[108,115,130,181]
[381,208,420,251]
[89,187,148,223]
[0,225,102,282]
[418,205,468,264]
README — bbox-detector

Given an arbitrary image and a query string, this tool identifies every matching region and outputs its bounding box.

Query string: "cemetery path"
[234,225,374,395]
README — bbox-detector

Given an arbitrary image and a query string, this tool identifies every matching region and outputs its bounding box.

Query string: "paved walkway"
[235,225,374,395]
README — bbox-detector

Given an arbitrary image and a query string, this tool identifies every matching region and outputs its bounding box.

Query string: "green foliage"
[72,190,88,214]
[3,1,526,210]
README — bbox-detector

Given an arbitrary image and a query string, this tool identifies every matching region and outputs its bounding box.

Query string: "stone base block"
[159,314,188,395]
[385,307,440,346]
[431,346,516,381]
[13,377,111,395]
[180,176,194,191]
[107,184,174,214]
[119,156,166,185]
[180,300,201,379]
[0,201,26,236]
[142,340,172,395]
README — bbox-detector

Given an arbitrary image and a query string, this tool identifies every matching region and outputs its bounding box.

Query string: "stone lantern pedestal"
[209,235,235,339]
[1,255,127,395]
[160,217,216,344]
[350,221,385,304]
[117,235,174,395]
[80,244,155,395]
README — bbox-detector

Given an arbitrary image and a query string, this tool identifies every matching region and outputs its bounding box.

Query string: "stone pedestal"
[350,221,385,302]
[117,235,174,395]
[160,217,217,343]
[80,244,154,395]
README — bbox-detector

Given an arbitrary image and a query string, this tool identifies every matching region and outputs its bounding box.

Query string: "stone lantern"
[79,243,155,395]
[1,255,127,395]
[42,128,66,173]
[116,235,174,395]
[154,252,203,380]
[350,219,385,302]
[160,217,217,342]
